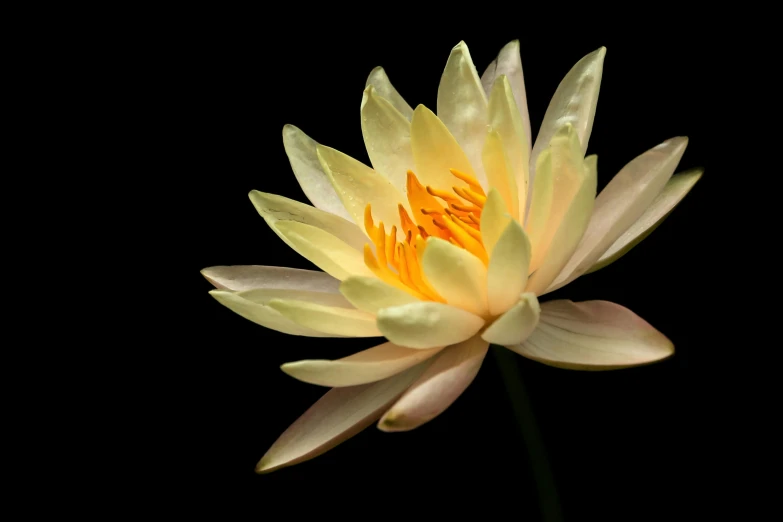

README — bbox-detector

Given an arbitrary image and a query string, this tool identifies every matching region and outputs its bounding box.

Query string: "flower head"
[203,41,702,473]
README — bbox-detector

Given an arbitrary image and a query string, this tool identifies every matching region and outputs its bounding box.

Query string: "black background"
[164,12,728,520]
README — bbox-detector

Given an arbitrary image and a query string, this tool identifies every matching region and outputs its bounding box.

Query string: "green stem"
[492,345,563,522]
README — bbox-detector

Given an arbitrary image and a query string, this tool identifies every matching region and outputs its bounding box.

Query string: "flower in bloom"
[202,41,702,473]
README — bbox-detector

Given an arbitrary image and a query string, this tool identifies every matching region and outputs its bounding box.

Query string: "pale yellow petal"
[548,137,689,292]
[487,220,532,316]
[437,41,489,188]
[524,149,554,258]
[209,290,342,337]
[256,364,427,473]
[376,301,485,349]
[526,154,597,295]
[480,188,512,257]
[272,221,373,281]
[339,276,420,315]
[282,125,352,220]
[482,129,519,219]
[201,265,340,293]
[411,105,475,193]
[249,191,368,253]
[365,66,413,120]
[530,47,605,190]
[421,237,489,316]
[378,335,488,432]
[316,145,408,241]
[506,300,674,370]
[588,168,703,274]
[281,341,442,387]
[488,75,528,213]
[267,298,381,337]
[480,40,532,155]
[482,293,539,346]
[361,85,414,194]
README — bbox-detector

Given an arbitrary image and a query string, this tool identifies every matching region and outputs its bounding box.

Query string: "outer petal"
[530,47,605,194]
[281,341,442,387]
[209,291,342,337]
[482,293,540,346]
[548,137,689,291]
[480,188,512,256]
[249,191,367,252]
[267,299,381,337]
[361,86,414,194]
[526,155,597,295]
[378,335,489,432]
[507,300,674,370]
[201,265,341,293]
[317,145,409,241]
[365,66,414,120]
[587,168,704,273]
[410,105,476,193]
[376,302,485,349]
[256,363,427,473]
[339,276,420,315]
[421,237,489,316]
[273,221,373,281]
[487,220,531,316]
[282,125,352,220]
[488,75,529,214]
[480,40,532,155]
[437,41,489,188]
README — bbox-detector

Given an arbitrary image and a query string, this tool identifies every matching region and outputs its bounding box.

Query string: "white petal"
[339,276,420,315]
[487,220,532,316]
[487,74,529,214]
[273,221,373,281]
[526,155,597,296]
[548,137,689,292]
[281,341,442,387]
[360,86,414,195]
[480,188,512,257]
[436,41,489,188]
[480,40,532,155]
[530,47,606,194]
[201,265,341,293]
[267,299,381,337]
[316,145,408,241]
[378,335,489,432]
[282,125,352,220]
[421,237,488,316]
[365,66,413,121]
[410,105,476,193]
[507,300,674,370]
[249,191,367,252]
[256,364,427,473]
[376,301,485,349]
[209,290,342,337]
[588,168,704,274]
[482,293,540,346]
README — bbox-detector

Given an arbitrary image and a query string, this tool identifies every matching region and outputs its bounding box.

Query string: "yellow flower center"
[363,169,488,301]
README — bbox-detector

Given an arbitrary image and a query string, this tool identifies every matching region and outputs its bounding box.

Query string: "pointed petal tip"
[255,458,274,474]
[377,411,412,432]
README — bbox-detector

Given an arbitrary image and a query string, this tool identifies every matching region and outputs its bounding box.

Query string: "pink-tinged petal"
[547,137,688,292]
[256,364,428,473]
[282,125,353,220]
[507,300,674,370]
[480,40,532,157]
[209,291,344,337]
[201,265,341,293]
[378,335,489,432]
[281,342,442,387]
[587,168,704,274]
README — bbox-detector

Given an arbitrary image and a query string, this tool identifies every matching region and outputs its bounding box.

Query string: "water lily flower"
[202,40,702,474]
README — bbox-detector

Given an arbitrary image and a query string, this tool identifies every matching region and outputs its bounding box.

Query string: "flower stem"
[491,345,563,522]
